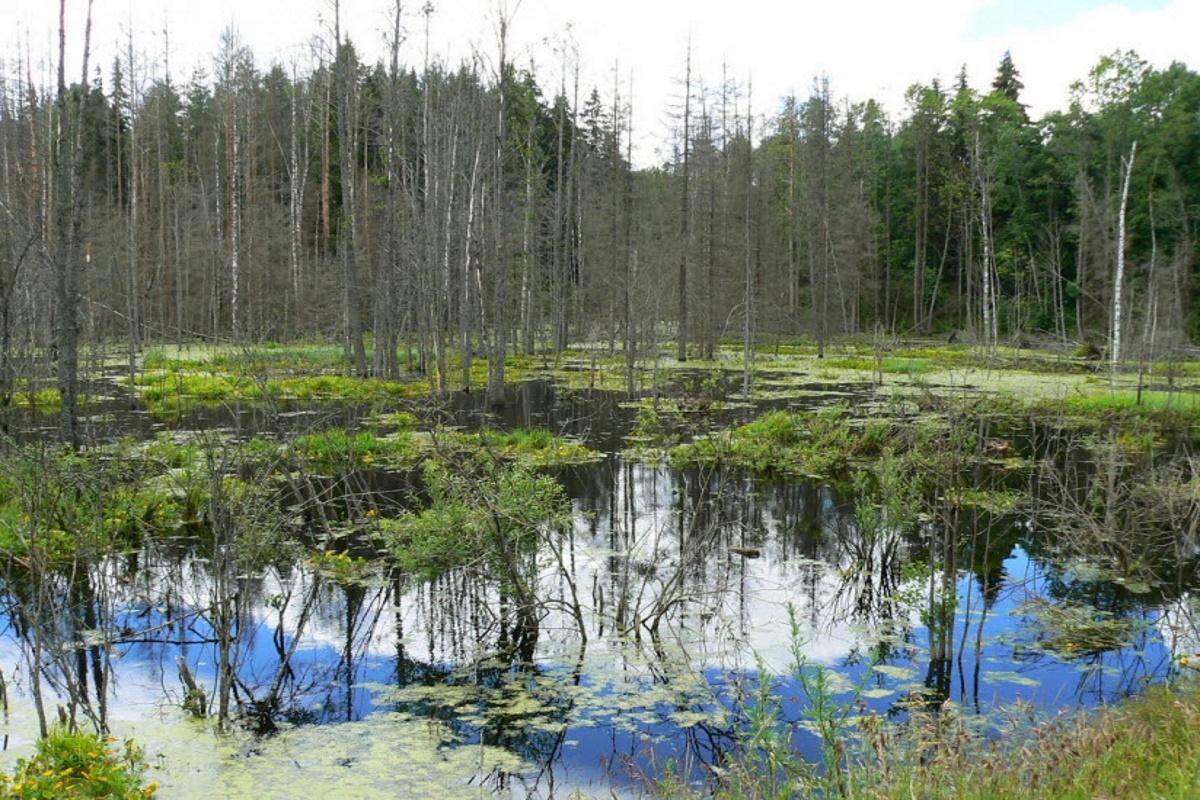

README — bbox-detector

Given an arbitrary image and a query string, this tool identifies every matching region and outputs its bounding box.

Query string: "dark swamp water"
[0,376,1196,798]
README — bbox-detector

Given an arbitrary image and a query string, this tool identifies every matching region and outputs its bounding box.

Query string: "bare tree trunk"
[486,11,513,405]
[227,59,242,339]
[288,59,311,321]
[125,41,140,409]
[623,72,636,393]
[975,131,996,352]
[742,79,754,396]
[51,0,94,450]
[1112,140,1136,367]
[676,39,691,362]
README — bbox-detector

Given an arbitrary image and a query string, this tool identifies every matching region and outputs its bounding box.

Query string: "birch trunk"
[1112,140,1137,366]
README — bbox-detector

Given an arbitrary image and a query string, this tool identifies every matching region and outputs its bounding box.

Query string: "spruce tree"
[992,50,1025,105]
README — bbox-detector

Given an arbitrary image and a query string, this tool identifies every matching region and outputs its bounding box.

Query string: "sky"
[7,0,1199,164]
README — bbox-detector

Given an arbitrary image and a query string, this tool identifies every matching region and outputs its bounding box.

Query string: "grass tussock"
[1059,389,1200,422]
[670,408,894,477]
[663,680,1200,800]
[863,683,1200,800]
[824,356,936,375]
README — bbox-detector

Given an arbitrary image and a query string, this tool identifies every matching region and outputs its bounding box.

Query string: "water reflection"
[0,381,1195,796]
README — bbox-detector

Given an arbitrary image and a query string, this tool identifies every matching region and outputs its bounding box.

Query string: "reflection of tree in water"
[7,396,1200,792]
[380,567,579,790]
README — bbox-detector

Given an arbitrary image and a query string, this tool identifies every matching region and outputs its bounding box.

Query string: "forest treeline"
[2,3,1199,423]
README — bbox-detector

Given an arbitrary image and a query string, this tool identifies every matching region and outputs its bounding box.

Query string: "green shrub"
[379,461,572,585]
[0,728,156,798]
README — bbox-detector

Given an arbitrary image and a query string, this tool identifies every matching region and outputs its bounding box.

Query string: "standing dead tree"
[48,0,95,450]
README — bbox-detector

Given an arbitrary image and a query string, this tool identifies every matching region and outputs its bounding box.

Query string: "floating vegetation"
[288,429,420,471]
[670,407,894,477]
[1013,597,1147,657]
[944,487,1025,514]
[426,426,601,467]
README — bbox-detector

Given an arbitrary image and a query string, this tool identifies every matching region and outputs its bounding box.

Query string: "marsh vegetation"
[4,0,1200,794]
[0,338,1196,797]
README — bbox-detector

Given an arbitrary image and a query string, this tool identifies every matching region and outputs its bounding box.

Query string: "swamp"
[1,339,1199,797]
[5,1,1200,795]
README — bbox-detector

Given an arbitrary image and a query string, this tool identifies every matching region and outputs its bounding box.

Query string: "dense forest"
[2,3,1199,426]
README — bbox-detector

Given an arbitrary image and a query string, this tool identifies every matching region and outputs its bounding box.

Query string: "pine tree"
[992,51,1025,105]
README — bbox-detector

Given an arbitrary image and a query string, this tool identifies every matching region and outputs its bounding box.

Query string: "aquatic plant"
[825,356,935,375]
[1014,597,1146,658]
[475,427,601,466]
[659,604,880,798]
[289,428,419,471]
[670,407,893,477]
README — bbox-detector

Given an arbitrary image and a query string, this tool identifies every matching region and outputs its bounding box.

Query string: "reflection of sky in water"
[0,454,1185,795]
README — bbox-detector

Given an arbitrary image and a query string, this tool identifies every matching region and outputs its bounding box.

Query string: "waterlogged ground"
[1,343,1198,797]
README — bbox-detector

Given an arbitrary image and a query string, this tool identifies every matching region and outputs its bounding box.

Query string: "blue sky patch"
[967,0,1173,38]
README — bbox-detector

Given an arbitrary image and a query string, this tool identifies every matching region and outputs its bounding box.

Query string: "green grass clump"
[132,349,535,415]
[10,387,65,411]
[671,408,890,477]
[0,728,156,798]
[290,429,418,471]
[367,410,420,431]
[823,356,935,375]
[664,674,1200,800]
[867,683,1200,799]
[134,372,248,410]
[266,375,421,404]
[476,427,601,466]
[132,371,430,415]
[1059,389,1200,422]
[425,427,600,468]
[944,487,1024,514]
[142,348,208,371]
[891,346,973,365]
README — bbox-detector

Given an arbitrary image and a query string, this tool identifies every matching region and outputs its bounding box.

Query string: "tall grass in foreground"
[660,610,1200,799]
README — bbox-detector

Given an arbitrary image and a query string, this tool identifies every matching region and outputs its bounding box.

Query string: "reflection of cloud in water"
[1157,593,1200,656]
[0,443,1185,796]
